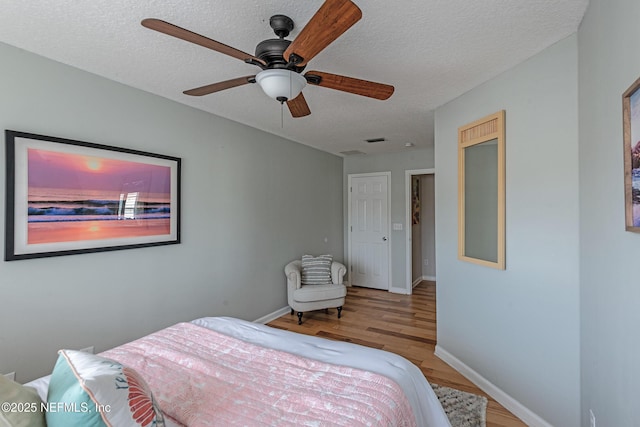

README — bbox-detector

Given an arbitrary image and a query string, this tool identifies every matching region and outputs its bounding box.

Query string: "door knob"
[382,236,388,241]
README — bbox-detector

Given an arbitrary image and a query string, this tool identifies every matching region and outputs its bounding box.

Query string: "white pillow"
[46,349,164,427]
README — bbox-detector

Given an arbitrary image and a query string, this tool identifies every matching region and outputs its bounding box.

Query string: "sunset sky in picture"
[28,148,171,193]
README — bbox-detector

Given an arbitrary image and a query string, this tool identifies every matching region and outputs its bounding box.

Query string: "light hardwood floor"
[268,281,526,427]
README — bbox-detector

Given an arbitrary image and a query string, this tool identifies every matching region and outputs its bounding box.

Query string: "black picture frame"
[5,130,181,260]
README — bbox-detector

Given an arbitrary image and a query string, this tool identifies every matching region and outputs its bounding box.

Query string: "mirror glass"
[464,139,498,262]
[458,111,505,269]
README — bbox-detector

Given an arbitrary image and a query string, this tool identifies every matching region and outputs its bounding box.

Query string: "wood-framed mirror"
[458,110,505,269]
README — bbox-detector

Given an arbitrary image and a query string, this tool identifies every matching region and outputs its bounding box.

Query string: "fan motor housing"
[255,38,305,72]
[255,38,290,68]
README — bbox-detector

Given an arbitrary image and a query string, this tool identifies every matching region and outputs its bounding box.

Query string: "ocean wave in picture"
[28,199,171,223]
[28,206,116,216]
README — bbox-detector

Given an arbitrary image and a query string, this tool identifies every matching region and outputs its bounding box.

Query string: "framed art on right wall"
[623,76,640,232]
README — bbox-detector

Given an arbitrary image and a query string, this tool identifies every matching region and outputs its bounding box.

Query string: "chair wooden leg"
[325,308,329,314]
[337,306,343,319]
[297,312,303,325]
[290,308,294,315]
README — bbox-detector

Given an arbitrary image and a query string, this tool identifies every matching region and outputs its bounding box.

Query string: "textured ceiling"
[0,0,588,156]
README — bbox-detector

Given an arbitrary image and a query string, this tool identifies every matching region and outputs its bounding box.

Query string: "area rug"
[431,383,488,427]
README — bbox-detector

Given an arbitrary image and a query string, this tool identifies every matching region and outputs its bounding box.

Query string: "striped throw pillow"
[301,254,333,285]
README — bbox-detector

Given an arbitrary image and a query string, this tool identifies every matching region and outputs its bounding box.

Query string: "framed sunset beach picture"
[623,77,640,232]
[5,130,181,260]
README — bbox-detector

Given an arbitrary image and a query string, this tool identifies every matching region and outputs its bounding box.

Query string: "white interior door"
[349,173,390,290]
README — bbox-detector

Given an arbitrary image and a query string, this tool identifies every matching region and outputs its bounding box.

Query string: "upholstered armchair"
[285,258,347,325]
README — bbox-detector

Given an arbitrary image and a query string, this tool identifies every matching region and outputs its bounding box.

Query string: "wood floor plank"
[268,281,526,427]
[314,330,385,348]
[367,327,438,345]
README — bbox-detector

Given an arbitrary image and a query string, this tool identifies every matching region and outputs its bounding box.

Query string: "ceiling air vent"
[365,137,386,143]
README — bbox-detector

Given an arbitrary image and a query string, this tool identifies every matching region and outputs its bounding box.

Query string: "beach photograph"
[27,148,173,244]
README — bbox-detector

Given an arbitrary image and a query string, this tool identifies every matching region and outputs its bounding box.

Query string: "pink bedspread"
[101,322,417,427]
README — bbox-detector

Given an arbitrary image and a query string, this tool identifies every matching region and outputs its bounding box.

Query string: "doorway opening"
[405,169,436,294]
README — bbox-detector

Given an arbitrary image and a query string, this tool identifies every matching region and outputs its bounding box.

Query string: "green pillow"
[0,374,46,427]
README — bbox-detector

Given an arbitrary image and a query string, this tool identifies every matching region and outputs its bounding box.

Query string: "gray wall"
[343,149,434,292]
[579,0,640,425]
[0,42,343,383]
[434,34,580,427]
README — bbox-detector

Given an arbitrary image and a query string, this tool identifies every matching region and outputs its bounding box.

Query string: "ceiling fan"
[141,0,394,118]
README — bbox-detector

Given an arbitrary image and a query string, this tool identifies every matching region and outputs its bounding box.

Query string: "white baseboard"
[434,345,552,427]
[389,286,411,295]
[412,275,437,288]
[253,307,290,324]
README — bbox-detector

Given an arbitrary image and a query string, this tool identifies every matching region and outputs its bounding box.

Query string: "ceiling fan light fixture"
[255,69,307,103]
[143,1,392,119]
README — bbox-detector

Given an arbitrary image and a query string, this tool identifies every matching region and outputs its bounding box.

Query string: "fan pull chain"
[283,70,292,128]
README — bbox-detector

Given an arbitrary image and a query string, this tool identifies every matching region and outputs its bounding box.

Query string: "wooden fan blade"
[142,19,266,66]
[287,93,311,118]
[305,71,394,100]
[183,76,255,96]
[283,0,361,67]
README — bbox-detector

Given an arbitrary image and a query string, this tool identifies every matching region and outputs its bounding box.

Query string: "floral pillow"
[46,349,164,427]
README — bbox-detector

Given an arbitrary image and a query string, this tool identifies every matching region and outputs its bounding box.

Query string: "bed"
[23,317,451,427]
